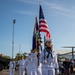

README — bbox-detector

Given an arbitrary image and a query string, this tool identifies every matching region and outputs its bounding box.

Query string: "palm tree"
[22,52,28,59]
[15,53,21,61]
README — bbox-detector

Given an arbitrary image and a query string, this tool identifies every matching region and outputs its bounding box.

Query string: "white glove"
[56,69,59,74]
[42,60,47,64]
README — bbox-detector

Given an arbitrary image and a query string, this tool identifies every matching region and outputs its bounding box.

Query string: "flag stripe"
[39,5,51,38]
[39,19,47,24]
[39,27,50,33]
[46,32,51,39]
[39,24,48,28]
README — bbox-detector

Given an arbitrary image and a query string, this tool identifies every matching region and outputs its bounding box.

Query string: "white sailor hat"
[45,38,52,43]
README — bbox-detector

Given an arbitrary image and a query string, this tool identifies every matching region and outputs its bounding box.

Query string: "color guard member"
[40,38,59,75]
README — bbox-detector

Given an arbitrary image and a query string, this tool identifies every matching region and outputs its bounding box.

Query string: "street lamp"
[12,19,16,59]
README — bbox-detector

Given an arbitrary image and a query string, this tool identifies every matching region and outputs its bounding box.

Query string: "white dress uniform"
[37,62,42,75]
[24,52,38,75]
[18,59,25,75]
[24,55,32,75]
[9,61,16,75]
[40,49,59,75]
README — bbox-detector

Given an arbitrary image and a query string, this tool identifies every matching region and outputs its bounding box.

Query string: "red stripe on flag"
[39,24,48,28]
[39,19,47,24]
[46,32,50,38]
[39,28,49,34]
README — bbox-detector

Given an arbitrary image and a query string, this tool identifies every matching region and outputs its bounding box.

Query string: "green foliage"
[15,53,21,61]
[3,56,11,59]
[15,52,28,61]
[22,52,28,59]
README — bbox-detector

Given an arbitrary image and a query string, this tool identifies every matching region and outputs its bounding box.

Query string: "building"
[55,49,75,60]
[0,54,4,57]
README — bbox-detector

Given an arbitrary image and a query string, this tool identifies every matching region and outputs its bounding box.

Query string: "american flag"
[39,5,51,38]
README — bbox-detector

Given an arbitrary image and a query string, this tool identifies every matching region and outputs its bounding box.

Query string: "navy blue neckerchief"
[45,47,53,58]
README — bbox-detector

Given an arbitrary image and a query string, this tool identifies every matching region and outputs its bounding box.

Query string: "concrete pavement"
[0,69,19,75]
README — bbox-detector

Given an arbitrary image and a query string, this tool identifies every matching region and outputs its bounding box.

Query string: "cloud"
[44,1,75,18]
[16,0,75,18]
[13,10,35,15]
[17,0,39,5]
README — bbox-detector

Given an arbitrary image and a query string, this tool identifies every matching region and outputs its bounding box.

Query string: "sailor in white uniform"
[24,54,32,75]
[37,51,42,75]
[24,52,38,75]
[9,59,16,75]
[18,56,25,75]
[31,52,38,75]
[40,38,59,75]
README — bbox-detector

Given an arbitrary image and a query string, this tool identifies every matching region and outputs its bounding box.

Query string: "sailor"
[24,53,32,75]
[9,58,16,75]
[37,53,42,75]
[40,38,59,75]
[24,51,38,75]
[18,55,25,75]
[31,51,38,75]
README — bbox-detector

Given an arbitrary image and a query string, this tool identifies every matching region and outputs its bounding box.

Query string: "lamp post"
[12,19,16,59]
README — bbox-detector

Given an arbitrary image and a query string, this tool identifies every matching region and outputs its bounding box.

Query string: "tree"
[22,52,28,59]
[4,55,11,59]
[15,52,28,61]
[15,53,21,61]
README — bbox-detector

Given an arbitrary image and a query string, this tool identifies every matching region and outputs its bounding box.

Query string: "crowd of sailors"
[8,38,75,75]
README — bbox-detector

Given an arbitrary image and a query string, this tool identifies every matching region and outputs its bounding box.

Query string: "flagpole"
[35,16,39,66]
[44,36,45,48]
[12,19,16,59]
[44,36,46,64]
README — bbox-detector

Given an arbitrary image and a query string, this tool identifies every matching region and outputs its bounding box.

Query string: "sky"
[1,0,75,58]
